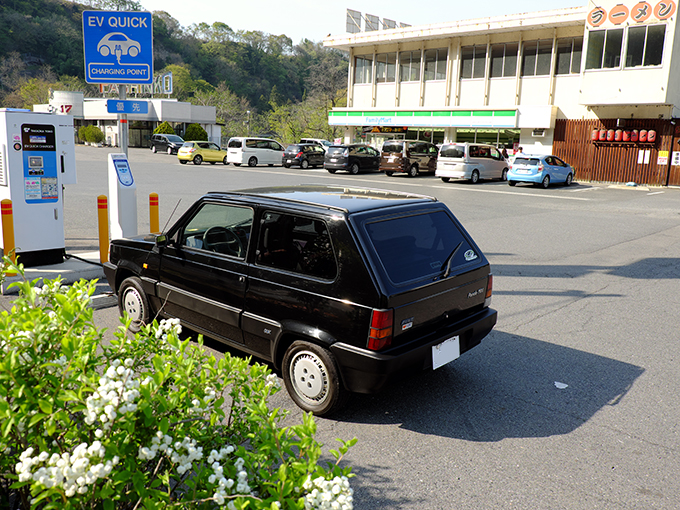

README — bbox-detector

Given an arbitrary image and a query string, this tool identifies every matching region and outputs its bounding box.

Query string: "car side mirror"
[155,233,168,248]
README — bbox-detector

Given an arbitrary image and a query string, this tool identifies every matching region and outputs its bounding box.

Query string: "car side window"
[256,212,337,279]
[209,143,220,150]
[554,157,566,167]
[490,147,501,160]
[246,139,258,148]
[469,145,480,158]
[179,203,253,259]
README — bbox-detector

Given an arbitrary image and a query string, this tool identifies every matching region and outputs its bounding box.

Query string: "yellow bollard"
[149,193,159,234]
[1,199,16,276]
[97,195,109,264]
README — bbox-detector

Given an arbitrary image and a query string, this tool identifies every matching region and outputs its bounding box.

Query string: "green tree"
[184,123,208,141]
[193,83,252,140]
[154,121,176,135]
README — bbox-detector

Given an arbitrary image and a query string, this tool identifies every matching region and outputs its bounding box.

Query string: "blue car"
[508,155,574,188]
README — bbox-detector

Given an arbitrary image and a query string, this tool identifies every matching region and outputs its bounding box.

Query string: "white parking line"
[647,191,665,196]
[242,168,591,201]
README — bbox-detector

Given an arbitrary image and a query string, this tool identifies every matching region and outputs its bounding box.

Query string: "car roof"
[204,185,437,214]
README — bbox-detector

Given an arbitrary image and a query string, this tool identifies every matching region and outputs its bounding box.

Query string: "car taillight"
[485,274,493,307]
[188,147,196,153]
[342,149,349,157]
[368,309,393,351]
[296,151,303,158]
[537,164,543,172]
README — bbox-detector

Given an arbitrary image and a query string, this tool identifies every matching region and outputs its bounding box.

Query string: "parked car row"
[162,135,575,188]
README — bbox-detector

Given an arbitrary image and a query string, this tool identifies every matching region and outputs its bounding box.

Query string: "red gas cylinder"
[615,129,623,141]
[599,129,607,141]
[622,130,631,141]
[591,129,599,141]
[647,130,656,142]
[631,130,639,142]
[639,130,648,142]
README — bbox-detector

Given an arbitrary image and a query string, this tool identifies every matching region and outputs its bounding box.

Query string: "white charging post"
[108,153,137,239]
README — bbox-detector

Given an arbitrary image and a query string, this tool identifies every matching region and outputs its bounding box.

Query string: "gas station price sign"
[82,11,153,84]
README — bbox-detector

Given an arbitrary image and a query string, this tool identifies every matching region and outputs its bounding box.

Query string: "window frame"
[460,45,487,80]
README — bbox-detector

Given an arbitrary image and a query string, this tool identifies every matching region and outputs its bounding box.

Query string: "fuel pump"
[0,109,76,266]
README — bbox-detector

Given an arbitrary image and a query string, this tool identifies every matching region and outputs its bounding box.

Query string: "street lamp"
[246,110,250,136]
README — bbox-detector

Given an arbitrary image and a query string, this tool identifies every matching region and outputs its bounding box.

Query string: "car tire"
[283,163,291,168]
[440,177,450,183]
[501,168,508,181]
[470,170,480,184]
[118,276,150,333]
[234,163,241,167]
[167,147,173,155]
[223,156,229,165]
[180,160,187,164]
[407,164,419,177]
[193,155,203,165]
[301,159,309,169]
[349,163,359,175]
[151,145,157,153]
[210,161,216,165]
[564,173,573,186]
[508,180,516,186]
[248,156,258,167]
[327,168,337,174]
[541,175,550,189]
[282,340,348,416]
[385,171,394,176]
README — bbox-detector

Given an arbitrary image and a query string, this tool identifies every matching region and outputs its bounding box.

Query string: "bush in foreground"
[0,258,355,509]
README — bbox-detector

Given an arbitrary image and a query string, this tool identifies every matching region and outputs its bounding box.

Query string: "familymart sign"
[328,109,518,128]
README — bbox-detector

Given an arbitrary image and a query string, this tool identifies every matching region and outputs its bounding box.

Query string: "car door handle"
[239,276,245,282]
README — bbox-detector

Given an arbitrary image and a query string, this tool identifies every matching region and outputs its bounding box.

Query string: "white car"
[436,142,509,183]
[97,33,141,58]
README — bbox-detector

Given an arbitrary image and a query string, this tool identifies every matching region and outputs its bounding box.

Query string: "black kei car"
[282,143,325,168]
[325,144,381,174]
[104,186,497,416]
[150,133,185,155]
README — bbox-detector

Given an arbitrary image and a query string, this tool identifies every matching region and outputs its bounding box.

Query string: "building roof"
[324,6,587,51]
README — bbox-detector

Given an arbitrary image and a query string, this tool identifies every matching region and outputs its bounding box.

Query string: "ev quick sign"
[83,11,153,84]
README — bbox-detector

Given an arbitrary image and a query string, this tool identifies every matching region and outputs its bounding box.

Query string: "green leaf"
[38,400,53,414]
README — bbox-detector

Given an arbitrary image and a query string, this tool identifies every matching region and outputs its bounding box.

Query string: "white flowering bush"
[0,258,356,509]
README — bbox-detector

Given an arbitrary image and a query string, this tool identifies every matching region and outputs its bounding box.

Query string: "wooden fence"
[552,119,680,186]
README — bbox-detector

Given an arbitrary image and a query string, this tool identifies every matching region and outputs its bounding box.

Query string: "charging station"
[0,109,77,267]
[108,153,137,240]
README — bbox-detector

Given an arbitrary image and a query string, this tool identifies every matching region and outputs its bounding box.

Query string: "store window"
[375,53,397,83]
[626,24,665,67]
[585,29,623,69]
[354,55,373,84]
[460,45,486,79]
[521,40,553,76]
[490,43,518,78]
[424,48,447,80]
[399,51,421,82]
[555,37,583,75]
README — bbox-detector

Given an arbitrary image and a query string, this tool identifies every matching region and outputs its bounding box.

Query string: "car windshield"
[513,157,541,165]
[381,142,404,154]
[166,135,183,142]
[439,145,466,158]
[364,211,473,285]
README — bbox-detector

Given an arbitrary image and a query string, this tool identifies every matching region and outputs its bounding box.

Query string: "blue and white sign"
[83,11,153,84]
[106,99,149,114]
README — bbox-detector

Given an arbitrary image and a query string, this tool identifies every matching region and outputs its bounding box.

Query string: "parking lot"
[53,146,680,508]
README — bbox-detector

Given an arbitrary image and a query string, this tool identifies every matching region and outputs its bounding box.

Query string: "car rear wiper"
[443,241,463,278]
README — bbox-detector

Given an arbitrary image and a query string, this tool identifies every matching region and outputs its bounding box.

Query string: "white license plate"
[432,335,460,370]
[287,159,293,163]
[516,169,531,174]
[330,158,337,162]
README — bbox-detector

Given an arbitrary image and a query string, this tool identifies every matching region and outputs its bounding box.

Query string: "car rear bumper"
[330,307,497,394]
[508,171,543,183]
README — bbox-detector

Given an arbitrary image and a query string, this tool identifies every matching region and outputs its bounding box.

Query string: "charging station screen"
[113,157,134,187]
[21,124,58,203]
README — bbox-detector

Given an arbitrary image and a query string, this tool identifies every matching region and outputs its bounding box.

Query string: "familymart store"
[328,107,554,152]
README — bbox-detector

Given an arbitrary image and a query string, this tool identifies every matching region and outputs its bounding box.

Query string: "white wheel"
[282,341,347,416]
[118,277,149,333]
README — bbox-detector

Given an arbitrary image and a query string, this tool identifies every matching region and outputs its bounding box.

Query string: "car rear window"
[181,142,194,147]
[439,145,466,158]
[364,211,475,284]
[286,145,302,152]
[513,157,540,165]
[382,142,404,154]
[228,139,242,148]
[327,146,346,156]
[166,135,183,142]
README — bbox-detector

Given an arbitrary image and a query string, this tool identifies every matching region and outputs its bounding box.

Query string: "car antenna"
[160,199,182,233]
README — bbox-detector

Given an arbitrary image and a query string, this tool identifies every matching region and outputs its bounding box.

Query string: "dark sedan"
[282,143,325,169]
[325,144,381,174]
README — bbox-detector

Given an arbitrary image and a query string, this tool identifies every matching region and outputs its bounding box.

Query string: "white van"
[435,142,509,183]
[226,137,285,167]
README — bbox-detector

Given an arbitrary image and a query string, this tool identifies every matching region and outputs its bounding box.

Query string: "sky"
[138,0,587,45]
